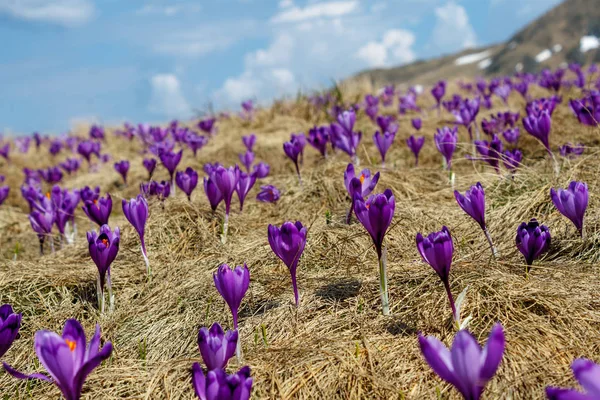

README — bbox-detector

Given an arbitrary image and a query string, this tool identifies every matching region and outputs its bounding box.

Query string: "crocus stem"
[294,163,302,187]
[107,271,114,312]
[549,150,559,176]
[141,243,150,276]
[171,175,176,195]
[50,237,55,253]
[378,246,390,316]
[97,275,105,313]
[443,280,459,329]
[346,199,354,225]
[414,157,419,167]
[483,228,498,258]
[39,238,44,256]
[221,212,229,244]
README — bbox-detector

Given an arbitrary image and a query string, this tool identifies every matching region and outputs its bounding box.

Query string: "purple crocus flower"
[503,149,523,172]
[80,186,100,203]
[411,118,422,131]
[0,304,21,358]
[186,133,209,156]
[307,126,329,157]
[559,143,584,158]
[198,118,217,136]
[212,166,240,242]
[113,160,129,184]
[203,176,223,212]
[51,186,79,241]
[268,221,307,306]
[0,143,10,161]
[455,183,497,257]
[344,163,380,224]
[516,218,551,268]
[550,181,588,237]
[418,323,505,400]
[494,84,511,105]
[40,166,63,185]
[197,323,238,370]
[0,186,9,206]
[122,195,150,274]
[15,137,31,153]
[502,127,520,145]
[406,135,425,167]
[49,140,62,156]
[523,109,552,155]
[283,138,303,184]
[82,193,112,226]
[330,123,362,162]
[89,124,105,140]
[214,263,250,329]
[546,358,600,399]
[373,130,395,166]
[239,150,254,172]
[143,158,157,179]
[376,115,398,135]
[569,94,600,127]
[252,162,270,179]
[474,134,503,173]
[77,141,96,164]
[3,319,112,400]
[60,158,82,175]
[353,189,395,315]
[337,109,356,134]
[431,80,446,114]
[256,185,280,203]
[176,168,199,201]
[235,170,257,212]
[434,126,458,170]
[87,225,119,312]
[416,226,459,323]
[159,148,183,190]
[29,204,55,254]
[514,81,529,99]
[242,134,256,152]
[192,365,253,400]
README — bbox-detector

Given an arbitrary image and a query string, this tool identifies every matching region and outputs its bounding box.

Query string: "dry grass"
[1,82,600,399]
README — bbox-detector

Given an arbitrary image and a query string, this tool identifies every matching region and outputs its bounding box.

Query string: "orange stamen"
[101,238,109,246]
[45,192,51,199]
[65,339,76,352]
[359,174,365,184]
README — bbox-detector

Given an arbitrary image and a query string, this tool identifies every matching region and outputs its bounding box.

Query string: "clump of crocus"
[113,160,129,184]
[455,183,497,257]
[550,181,588,237]
[268,221,307,306]
[0,304,22,359]
[122,195,150,275]
[416,226,460,325]
[434,126,458,172]
[158,148,183,192]
[236,169,257,211]
[242,134,256,152]
[197,323,238,370]
[87,224,120,313]
[546,358,600,399]
[203,175,223,212]
[82,193,112,227]
[473,134,503,173]
[211,166,240,243]
[406,135,425,166]
[0,185,9,206]
[373,130,396,167]
[3,319,112,400]
[354,189,395,315]
[192,365,253,400]
[239,150,254,172]
[176,167,199,201]
[307,126,329,157]
[344,163,380,224]
[256,185,280,203]
[418,323,505,400]
[516,218,551,273]
[283,138,303,185]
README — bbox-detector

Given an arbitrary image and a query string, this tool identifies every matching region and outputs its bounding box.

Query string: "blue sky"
[0,0,561,134]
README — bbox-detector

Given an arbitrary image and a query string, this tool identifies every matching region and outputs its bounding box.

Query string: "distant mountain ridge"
[344,0,600,89]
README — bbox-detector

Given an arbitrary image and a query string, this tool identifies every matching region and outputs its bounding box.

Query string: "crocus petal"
[572,358,600,397]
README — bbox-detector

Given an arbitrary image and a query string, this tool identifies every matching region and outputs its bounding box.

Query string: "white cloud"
[271,1,358,23]
[430,2,476,53]
[246,33,294,67]
[271,68,295,87]
[148,74,191,117]
[356,29,416,68]
[0,0,94,27]
[136,3,201,17]
[278,0,294,9]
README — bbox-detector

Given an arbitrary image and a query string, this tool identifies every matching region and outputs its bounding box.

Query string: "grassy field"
[0,82,599,399]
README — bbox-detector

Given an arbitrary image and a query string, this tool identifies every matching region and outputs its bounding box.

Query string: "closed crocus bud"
[87,225,120,294]
[0,186,9,206]
[82,193,112,226]
[203,176,223,211]
[158,148,183,182]
[238,150,254,172]
[503,149,522,171]
[416,226,454,283]
[411,118,422,131]
[455,183,486,230]
[523,110,552,154]
[252,162,270,179]
[337,109,356,134]
[0,304,22,358]
[516,218,551,267]
[307,126,329,157]
[376,115,398,135]
[197,323,238,370]
[434,126,458,170]
[256,185,280,203]
[406,135,425,166]
[354,189,395,260]
[192,365,253,400]
[122,195,150,273]
[176,168,199,201]
[373,130,396,165]
[235,170,257,211]
[3,319,112,400]
[211,166,239,216]
[242,134,256,152]
[214,264,250,328]
[143,158,157,179]
[80,186,100,203]
[114,160,129,184]
[550,181,588,236]
[546,358,600,399]
[502,127,520,145]
[419,323,505,400]
[268,221,307,306]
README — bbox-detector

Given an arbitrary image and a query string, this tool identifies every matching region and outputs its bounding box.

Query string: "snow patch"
[515,62,523,72]
[535,49,552,63]
[454,50,491,66]
[478,58,492,69]
[552,44,562,53]
[580,36,600,53]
